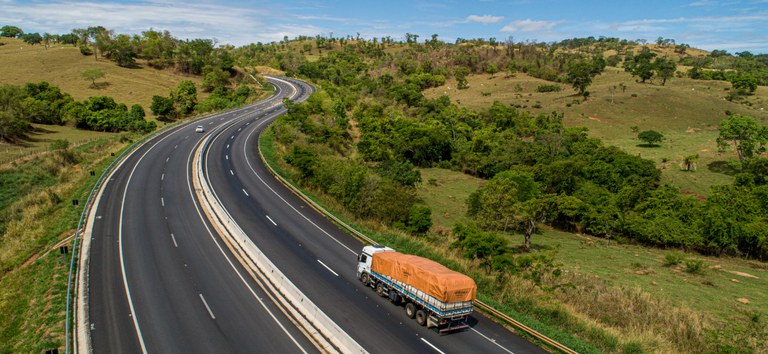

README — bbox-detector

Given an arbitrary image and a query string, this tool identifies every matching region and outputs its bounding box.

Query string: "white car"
[195,125,204,133]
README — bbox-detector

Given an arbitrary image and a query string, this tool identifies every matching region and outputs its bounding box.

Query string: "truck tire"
[405,303,416,319]
[376,282,387,297]
[415,310,427,326]
[389,290,401,305]
[360,273,370,286]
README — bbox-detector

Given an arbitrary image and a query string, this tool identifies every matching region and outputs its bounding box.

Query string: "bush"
[684,259,704,273]
[49,139,69,150]
[406,204,432,235]
[663,253,685,266]
[536,84,562,93]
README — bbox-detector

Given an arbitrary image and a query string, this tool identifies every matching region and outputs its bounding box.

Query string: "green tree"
[638,130,664,146]
[81,68,105,88]
[455,67,469,89]
[567,59,597,97]
[406,205,432,235]
[171,80,197,115]
[717,115,768,162]
[0,25,23,38]
[452,223,508,272]
[730,73,758,95]
[150,95,176,121]
[21,32,42,45]
[654,57,677,86]
[110,33,137,67]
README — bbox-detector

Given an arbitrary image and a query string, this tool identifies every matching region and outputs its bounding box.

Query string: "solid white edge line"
[188,119,309,354]
[199,294,216,319]
[266,215,277,226]
[470,327,515,354]
[420,338,445,354]
[170,233,178,248]
[316,260,339,277]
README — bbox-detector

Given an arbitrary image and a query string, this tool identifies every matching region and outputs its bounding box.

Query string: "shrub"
[663,253,685,266]
[49,139,69,150]
[536,84,562,93]
[684,259,704,273]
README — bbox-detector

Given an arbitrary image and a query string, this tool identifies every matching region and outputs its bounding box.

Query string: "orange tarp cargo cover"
[372,251,477,303]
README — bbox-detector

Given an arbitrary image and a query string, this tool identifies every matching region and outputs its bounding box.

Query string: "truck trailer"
[356,245,477,333]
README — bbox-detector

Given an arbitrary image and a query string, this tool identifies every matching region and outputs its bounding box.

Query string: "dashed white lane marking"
[174,145,178,149]
[230,169,234,176]
[166,157,170,162]
[170,233,178,247]
[266,215,277,226]
[470,328,515,354]
[420,338,445,354]
[199,294,216,319]
[230,135,234,139]
[161,197,165,207]
[161,173,164,181]
[317,259,339,277]
[226,155,229,160]
[242,189,249,197]
[226,144,230,149]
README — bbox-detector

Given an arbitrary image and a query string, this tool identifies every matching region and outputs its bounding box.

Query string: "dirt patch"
[588,116,603,122]
[724,270,759,279]
[686,127,701,133]
[737,298,750,304]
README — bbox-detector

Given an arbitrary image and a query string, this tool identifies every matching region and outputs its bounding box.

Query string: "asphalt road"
[87,80,318,353]
[202,77,547,354]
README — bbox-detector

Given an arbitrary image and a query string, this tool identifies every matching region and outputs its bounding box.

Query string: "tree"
[730,73,758,95]
[81,68,105,88]
[654,57,676,86]
[406,205,432,235]
[109,34,137,67]
[171,80,197,115]
[452,223,508,272]
[717,115,768,162]
[21,32,42,45]
[150,95,176,120]
[0,25,23,38]
[455,67,469,89]
[567,59,597,97]
[638,130,664,146]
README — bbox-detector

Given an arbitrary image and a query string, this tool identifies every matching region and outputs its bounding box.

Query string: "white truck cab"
[356,245,394,280]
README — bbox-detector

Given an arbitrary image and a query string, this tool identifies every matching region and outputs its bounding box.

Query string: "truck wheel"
[405,303,416,319]
[360,273,370,286]
[415,310,427,326]
[376,282,387,297]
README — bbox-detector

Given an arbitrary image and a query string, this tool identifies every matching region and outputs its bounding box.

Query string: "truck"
[356,245,477,333]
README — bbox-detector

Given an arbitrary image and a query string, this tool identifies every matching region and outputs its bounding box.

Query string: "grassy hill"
[424,68,768,196]
[0,38,203,111]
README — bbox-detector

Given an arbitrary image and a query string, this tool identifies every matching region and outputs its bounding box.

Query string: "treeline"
[0,82,154,141]
[265,36,767,260]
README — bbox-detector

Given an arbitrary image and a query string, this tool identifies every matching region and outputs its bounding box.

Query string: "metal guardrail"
[256,103,578,354]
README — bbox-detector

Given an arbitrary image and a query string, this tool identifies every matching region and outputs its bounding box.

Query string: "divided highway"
[85,79,316,353]
[202,77,546,354]
[83,75,545,353]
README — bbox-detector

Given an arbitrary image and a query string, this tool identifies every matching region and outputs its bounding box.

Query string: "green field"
[424,68,768,196]
[417,167,767,350]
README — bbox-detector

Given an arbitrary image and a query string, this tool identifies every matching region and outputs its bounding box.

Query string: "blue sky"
[2,0,767,53]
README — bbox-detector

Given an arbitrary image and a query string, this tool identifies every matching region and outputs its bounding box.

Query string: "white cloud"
[500,19,564,33]
[465,15,504,24]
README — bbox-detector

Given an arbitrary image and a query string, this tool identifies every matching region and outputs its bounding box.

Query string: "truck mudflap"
[428,315,470,333]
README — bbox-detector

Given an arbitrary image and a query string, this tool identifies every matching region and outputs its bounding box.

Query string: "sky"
[2,0,768,53]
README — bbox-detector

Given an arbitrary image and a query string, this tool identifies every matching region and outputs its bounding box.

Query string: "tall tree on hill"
[567,57,603,98]
[654,57,677,86]
[625,47,657,83]
[717,115,768,163]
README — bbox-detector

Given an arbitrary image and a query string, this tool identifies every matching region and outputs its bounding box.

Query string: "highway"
[84,75,546,353]
[201,77,547,354]
[86,79,317,353]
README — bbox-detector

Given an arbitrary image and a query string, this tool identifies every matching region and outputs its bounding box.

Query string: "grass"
[423,68,768,196]
[418,167,768,352]
[0,38,205,113]
[0,136,128,352]
[0,124,117,165]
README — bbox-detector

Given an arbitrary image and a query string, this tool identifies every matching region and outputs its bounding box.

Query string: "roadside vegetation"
[3,23,768,352]
[258,35,767,352]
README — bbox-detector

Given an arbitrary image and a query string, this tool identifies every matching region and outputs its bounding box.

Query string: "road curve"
[85,82,318,353]
[203,77,547,354]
